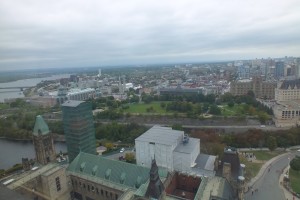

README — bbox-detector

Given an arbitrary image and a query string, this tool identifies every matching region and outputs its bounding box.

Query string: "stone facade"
[230,77,276,99]
[275,79,300,101]
[32,115,56,165]
[33,134,56,165]
[70,176,122,200]
[273,100,300,127]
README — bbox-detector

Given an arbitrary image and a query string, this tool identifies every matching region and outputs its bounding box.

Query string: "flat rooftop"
[174,138,199,154]
[135,126,183,146]
[61,100,85,107]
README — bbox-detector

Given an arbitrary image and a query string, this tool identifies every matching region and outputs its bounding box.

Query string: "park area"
[124,102,169,114]
[122,101,270,118]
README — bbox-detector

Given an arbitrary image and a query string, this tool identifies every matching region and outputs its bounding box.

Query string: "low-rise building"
[273,100,300,127]
[135,126,216,176]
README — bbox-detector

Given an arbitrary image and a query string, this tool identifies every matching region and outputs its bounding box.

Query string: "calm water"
[0,139,67,169]
[0,74,70,102]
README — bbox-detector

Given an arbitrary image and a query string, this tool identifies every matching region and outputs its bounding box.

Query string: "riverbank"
[0,138,67,170]
[0,133,65,142]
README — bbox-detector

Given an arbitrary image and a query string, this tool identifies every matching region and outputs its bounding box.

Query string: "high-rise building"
[61,100,96,162]
[275,61,284,79]
[32,115,56,165]
[296,58,300,78]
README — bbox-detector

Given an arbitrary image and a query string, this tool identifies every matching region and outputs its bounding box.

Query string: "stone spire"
[145,159,164,199]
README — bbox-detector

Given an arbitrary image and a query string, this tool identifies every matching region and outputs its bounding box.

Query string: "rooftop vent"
[183,134,189,144]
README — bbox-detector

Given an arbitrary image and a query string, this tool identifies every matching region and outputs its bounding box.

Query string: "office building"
[61,100,96,162]
[275,61,284,79]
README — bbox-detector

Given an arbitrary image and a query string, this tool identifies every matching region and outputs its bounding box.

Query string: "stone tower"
[32,115,56,165]
[145,159,165,199]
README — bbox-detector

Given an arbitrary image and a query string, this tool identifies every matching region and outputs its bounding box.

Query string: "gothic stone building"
[32,115,56,165]
[230,76,276,99]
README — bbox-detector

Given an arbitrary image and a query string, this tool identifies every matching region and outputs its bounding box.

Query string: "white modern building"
[67,88,95,101]
[135,126,216,176]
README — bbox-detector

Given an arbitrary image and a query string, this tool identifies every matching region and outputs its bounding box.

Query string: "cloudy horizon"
[1,0,300,71]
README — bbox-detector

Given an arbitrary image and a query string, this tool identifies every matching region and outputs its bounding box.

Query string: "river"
[0,139,67,170]
[0,74,70,102]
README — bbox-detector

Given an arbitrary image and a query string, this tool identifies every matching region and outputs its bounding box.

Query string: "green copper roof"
[67,152,168,189]
[33,115,50,136]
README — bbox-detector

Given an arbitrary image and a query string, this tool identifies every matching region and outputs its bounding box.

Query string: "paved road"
[245,151,300,200]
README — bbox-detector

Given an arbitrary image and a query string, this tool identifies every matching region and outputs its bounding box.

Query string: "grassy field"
[124,102,169,114]
[289,168,300,193]
[239,156,263,181]
[0,103,9,109]
[221,104,244,117]
[239,151,284,181]
[251,151,282,160]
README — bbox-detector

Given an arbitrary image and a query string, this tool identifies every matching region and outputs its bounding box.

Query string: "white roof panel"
[135,125,183,146]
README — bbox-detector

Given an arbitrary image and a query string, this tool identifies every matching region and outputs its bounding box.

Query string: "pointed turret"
[33,115,50,136]
[145,159,164,199]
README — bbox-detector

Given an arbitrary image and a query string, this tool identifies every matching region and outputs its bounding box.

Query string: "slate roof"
[33,115,50,136]
[67,152,168,189]
[280,79,300,90]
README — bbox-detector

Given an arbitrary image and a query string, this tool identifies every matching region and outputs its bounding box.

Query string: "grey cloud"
[0,0,300,70]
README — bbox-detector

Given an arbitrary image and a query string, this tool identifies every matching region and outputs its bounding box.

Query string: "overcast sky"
[1,0,300,71]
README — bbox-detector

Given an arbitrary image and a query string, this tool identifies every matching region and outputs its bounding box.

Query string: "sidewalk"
[279,166,300,200]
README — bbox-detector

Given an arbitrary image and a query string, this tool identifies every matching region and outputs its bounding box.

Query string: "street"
[245,150,300,200]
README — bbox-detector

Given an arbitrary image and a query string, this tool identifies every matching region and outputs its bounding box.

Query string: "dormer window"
[120,172,126,184]
[105,169,111,180]
[80,162,86,172]
[92,166,98,176]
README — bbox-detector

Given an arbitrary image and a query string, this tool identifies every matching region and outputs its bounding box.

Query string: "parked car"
[120,148,125,153]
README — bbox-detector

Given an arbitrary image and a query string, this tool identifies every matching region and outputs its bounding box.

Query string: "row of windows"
[282,110,300,115]
[71,179,119,200]
[56,177,61,192]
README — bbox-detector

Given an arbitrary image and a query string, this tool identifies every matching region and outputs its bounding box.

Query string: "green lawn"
[251,151,282,160]
[289,169,300,193]
[239,156,263,181]
[239,151,284,181]
[124,102,169,114]
[0,103,9,109]
[221,104,245,117]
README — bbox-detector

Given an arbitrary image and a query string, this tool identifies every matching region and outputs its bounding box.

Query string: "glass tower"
[62,100,96,162]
